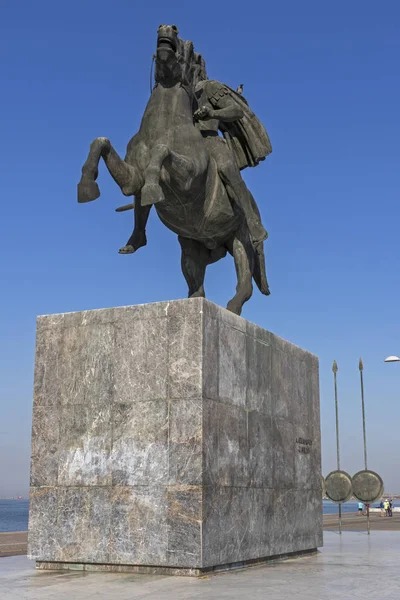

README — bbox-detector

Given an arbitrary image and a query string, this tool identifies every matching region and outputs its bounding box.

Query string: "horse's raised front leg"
[78,137,141,204]
[141,144,196,207]
[178,236,210,298]
[226,226,254,316]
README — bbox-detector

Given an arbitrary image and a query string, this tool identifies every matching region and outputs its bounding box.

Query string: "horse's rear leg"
[226,227,254,316]
[78,137,140,203]
[178,236,210,298]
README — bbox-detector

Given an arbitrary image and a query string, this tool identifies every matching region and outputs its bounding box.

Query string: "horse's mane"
[178,38,196,91]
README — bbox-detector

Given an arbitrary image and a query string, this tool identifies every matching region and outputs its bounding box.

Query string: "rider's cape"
[201,81,272,170]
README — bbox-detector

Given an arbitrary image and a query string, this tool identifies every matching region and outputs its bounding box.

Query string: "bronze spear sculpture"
[351,359,384,535]
[325,361,352,533]
[333,360,342,534]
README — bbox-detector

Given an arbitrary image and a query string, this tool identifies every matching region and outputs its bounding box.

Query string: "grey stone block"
[59,324,115,406]
[29,299,322,571]
[110,486,168,565]
[218,319,247,406]
[201,486,220,567]
[217,403,249,487]
[58,403,112,486]
[167,305,203,399]
[30,407,59,486]
[272,488,297,554]
[56,487,112,563]
[218,487,252,564]
[272,417,295,488]
[33,324,63,408]
[114,316,168,403]
[167,485,202,567]
[28,488,58,560]
[248,411,273,488]
[202,314,218,400]
[246,335,272,414]
[169,398,202,485]
[112,400,168,486]
[202,399,219,486]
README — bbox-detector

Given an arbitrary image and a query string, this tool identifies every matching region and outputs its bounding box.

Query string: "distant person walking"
[357,502,364,516]
[384,499,389,516]
[380,500,384,517]
[389,499,393,517]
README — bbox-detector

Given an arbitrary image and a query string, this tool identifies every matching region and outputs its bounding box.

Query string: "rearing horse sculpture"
[78,24,270,315]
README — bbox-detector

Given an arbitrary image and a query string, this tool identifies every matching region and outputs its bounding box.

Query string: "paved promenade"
[0,532,28,557]
[3,513,400,558]
[1,531,399,599]
[323,511,400,531]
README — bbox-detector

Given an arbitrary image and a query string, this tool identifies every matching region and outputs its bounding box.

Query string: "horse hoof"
[141,183,164,207]
[118,245,135,254]
[77,180,100,203]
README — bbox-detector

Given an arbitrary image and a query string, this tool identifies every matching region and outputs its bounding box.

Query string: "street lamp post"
[359,358,370,535]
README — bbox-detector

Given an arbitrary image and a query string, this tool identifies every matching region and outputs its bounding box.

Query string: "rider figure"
[192,55,270,247]
[119,54,271,253]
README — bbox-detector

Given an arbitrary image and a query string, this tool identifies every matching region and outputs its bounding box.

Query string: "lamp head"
[384,356,400,363]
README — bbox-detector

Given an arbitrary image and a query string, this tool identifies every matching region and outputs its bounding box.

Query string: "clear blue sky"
[1,1,399,496]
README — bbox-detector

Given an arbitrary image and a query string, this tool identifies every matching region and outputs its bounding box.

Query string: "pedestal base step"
[37,548,318,577]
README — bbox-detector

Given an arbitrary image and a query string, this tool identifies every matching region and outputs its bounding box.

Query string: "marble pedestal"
[28,298,322,575]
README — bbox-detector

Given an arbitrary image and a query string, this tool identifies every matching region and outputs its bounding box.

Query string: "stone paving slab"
[1,531,400,599]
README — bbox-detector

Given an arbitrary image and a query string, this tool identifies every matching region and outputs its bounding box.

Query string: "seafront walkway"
[1,531,399,599]
[0,532,28,557]
[2,512,400,557]
[323,511,400,531]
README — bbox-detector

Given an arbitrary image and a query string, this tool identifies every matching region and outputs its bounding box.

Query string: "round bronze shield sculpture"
[352,470,384,503]
[321,475,326,498]
[325,470,353,503]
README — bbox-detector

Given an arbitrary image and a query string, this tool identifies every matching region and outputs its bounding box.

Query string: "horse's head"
[155,24,196,91]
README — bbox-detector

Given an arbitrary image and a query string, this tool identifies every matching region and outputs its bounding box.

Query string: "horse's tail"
[252,241,270,296]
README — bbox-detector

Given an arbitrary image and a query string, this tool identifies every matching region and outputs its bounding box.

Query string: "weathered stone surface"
[217,403,249,487]
[110,486,168,565]
[168,399,202,486]
[58,403,112,486]
[29,298,322,571]
[246,334,272,414]
[112,400,168,486]
[218,320,247,406]
[56,487,112,563]
[114,315,168,403]
[166,486,202,567]
[167,301,203,398]
[30,407,59,487]
[59,324,115,406]
[28,488,58,560]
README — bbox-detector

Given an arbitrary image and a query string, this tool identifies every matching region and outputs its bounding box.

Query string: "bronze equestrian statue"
[78,24,272,315]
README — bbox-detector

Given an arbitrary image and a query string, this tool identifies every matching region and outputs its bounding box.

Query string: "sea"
[1,499,399,532]
[0,500,30,533]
